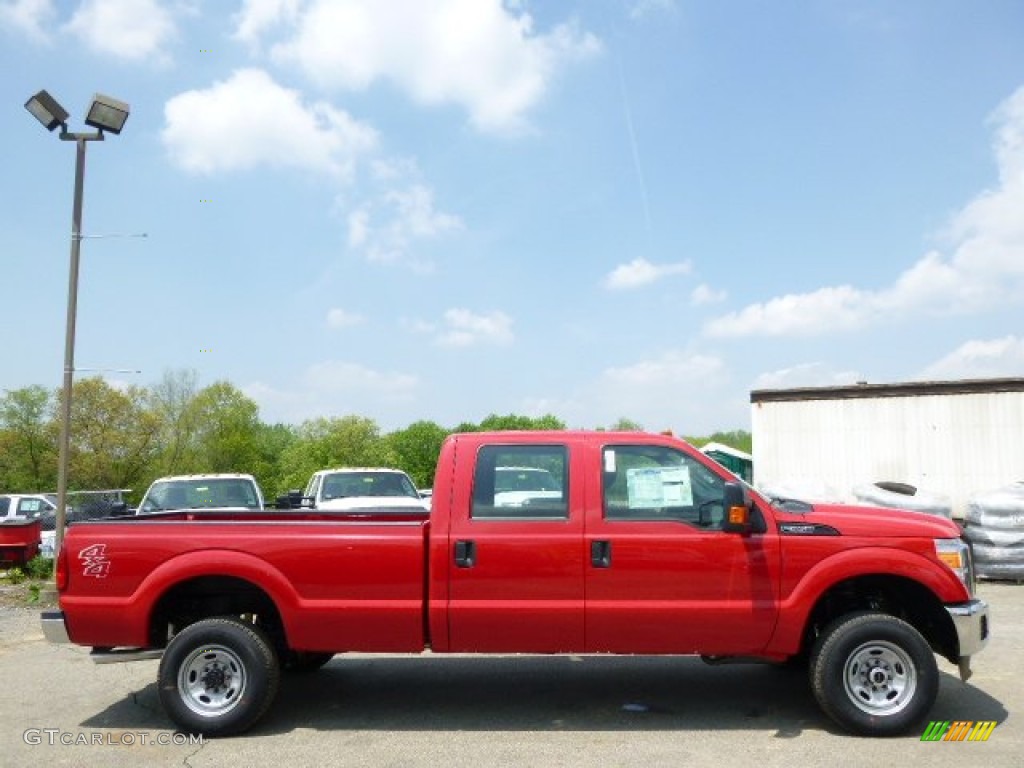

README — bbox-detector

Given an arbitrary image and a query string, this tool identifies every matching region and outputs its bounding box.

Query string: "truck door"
[446,441,585,652]
[584,442,780,655]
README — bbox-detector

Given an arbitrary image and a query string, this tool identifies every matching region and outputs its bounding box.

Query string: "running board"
[90,648,164,664]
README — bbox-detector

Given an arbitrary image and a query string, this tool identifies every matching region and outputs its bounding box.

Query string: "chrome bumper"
[946,599,989,681]
[40,610,70,644]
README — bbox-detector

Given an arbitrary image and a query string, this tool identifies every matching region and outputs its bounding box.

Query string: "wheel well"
[799,575,958,663]
[149,576,288,655]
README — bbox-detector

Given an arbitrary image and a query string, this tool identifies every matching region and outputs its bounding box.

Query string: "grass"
[0,555,57,608]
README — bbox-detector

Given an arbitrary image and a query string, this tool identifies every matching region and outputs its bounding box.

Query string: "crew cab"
[41,431,989,737]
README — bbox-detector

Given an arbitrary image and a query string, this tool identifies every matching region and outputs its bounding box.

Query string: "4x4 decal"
[79,544,111,578]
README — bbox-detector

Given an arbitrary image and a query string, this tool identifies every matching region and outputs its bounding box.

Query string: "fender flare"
[133,549,302,642]
[765,546,965,655]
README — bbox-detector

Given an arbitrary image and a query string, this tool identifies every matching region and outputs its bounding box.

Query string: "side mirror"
[275,490,307,509]
[721,481,750,534]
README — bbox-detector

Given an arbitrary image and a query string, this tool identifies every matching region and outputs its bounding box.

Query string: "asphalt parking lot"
[1,582,1020,768]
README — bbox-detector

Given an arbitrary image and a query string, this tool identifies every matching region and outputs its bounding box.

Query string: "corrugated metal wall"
[751,389,1024,517]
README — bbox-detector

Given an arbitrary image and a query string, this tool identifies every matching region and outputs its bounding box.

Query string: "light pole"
[25,90,130,558]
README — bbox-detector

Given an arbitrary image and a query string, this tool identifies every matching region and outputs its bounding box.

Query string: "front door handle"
[454,540,476,568]
[591,540,611,568]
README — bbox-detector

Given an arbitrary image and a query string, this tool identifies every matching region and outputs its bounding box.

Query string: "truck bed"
[60,511,430,653]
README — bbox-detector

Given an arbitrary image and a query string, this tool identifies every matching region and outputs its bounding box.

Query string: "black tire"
[809,612,937,736]
[283,651,334,674]
[158,617,280,736]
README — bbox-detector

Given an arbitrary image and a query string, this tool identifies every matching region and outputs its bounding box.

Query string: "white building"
[750,378,1024,518]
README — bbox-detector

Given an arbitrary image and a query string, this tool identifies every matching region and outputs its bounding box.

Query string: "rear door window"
[471,444,568,520]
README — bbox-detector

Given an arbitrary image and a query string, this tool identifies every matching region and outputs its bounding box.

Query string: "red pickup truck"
[41,430,989,737]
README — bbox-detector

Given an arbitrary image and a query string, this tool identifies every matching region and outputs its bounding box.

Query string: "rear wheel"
[809,612,937,736]
[158,617,280,736]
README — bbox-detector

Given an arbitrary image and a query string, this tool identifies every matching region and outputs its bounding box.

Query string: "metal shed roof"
[750,377,1024,403]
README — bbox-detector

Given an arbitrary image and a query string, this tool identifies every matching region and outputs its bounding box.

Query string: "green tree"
[67,377,161,490]
[386,420,450,488]
[148,368,200,475]
[276,415,395,492]
[688,430,752,454]
[606,417,643,431]
[187,381,262,473]
[0,386,57,491]
[251,422,297,499]
[463,413,567,432]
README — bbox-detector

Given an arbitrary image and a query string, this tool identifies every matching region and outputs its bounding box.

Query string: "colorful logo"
[921,721,997,742]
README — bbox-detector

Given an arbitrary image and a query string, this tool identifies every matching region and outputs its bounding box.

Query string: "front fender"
[764,545,967,655]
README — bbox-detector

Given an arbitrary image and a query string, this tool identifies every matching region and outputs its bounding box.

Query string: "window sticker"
[626,466,693,508]
[604,450,616,473]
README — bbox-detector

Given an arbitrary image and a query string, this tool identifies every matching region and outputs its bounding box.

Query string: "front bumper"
[945,598,989,680]
[946,598,990,657]
[40,610,70,644]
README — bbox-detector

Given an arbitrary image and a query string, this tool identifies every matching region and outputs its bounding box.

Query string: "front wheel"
[158,617,280,736]
[809,612,938,736]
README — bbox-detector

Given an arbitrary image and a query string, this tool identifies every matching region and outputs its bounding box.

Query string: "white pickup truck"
[136,474,265,513]
[0,493,58,521]
[301,467,429,512]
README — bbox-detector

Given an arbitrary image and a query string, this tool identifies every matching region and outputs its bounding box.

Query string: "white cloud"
[256,0,600,133]
[347,179,462,266]
[752,363,862,391]
[0,0,55,41]
[303,360,417,395]
[582,350,741,433]
[233,0,299,47]
[601,350,724,388]
[402,317,437,335]
[705,285,870,337]
[605,257,692,290]
[162,68,378,177]
[705,85,1024,338]
[245,360,418,424]
[690,283,726,306]
[66,0,176,61]
[628,0,677,21]
[506,350,739,433]
[920,336,1024,380]
[326,308,364,329]
[434,309,513,347]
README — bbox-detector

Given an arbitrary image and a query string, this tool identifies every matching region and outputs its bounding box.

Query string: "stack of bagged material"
[851,482,953,518]
[964,481,1024,581]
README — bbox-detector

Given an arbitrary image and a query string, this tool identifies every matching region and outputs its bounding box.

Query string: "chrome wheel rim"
[178,644,247,717]
[843,640,916,716]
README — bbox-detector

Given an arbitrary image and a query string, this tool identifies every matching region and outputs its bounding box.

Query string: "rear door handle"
[591,540,611,568]
[454,540,476,568]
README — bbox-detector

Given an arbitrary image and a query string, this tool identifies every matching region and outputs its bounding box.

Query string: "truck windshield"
[142,479,260,511]
[495,467,560,492]
[321,472,420,500]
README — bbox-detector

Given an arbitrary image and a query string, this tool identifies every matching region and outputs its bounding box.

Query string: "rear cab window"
[471,444,568,520]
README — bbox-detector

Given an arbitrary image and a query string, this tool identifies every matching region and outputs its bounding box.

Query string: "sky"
[1,0,1023,436]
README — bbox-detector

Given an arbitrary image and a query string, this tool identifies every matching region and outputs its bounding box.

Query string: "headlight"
[935,538,974,595]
